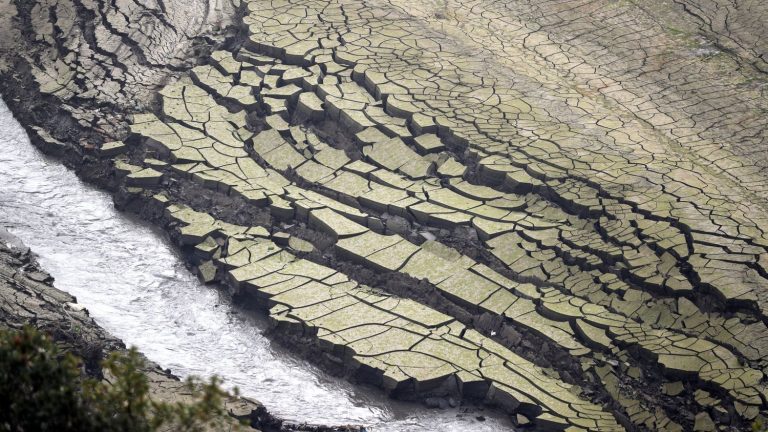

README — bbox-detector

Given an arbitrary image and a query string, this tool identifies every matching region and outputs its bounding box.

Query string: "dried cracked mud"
[1,0,768,431]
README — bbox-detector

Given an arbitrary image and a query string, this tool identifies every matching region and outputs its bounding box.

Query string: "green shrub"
[754,418,767,432]
[0,326,241,432]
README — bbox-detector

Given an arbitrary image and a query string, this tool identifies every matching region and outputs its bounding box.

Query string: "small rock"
[384,214,410,235]
[694,389,719,407]
[663,381,685,396]
[126,167,163,186]
[65,302,86,312]
[196,260,217,284]
[26,270,53,283]
[98,141,127,157]
[693,412,716,432]
[288,236,315,253]
[143,158,167,168]
[273,231,290,245]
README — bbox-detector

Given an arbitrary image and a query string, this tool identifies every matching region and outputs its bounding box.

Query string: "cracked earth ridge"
[14,0,240,112]
[4,0,768,431]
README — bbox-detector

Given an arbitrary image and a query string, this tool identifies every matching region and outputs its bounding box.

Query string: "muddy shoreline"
[0,227,362,432]
[0,1,365,430]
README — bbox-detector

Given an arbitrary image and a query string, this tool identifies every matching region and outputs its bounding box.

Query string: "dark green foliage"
[754,418,767,432]
[0,326,240,432]
[0,326,83,431]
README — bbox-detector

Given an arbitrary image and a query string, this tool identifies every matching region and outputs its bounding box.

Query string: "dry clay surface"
[5,0,768,431]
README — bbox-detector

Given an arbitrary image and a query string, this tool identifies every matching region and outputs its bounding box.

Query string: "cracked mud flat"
[0,97,510,431]
[1,0,768,431]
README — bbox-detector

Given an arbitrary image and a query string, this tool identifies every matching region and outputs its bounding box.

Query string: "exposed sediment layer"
[2,0,768,431]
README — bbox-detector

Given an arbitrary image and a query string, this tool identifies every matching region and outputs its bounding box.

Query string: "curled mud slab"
[1,0,768,431]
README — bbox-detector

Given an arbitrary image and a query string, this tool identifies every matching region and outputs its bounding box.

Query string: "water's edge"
[0,225,298,431]
[0,95,511,431]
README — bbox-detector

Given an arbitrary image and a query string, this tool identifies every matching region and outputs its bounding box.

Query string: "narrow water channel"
[0,98,512,431]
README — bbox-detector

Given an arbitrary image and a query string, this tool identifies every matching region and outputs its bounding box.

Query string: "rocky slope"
[1,0,768,431]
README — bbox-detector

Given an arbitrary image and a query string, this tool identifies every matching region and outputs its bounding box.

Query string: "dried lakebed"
[0,98,510,432]
[2,0,768,431]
